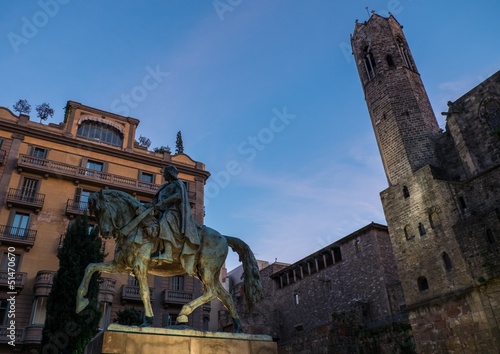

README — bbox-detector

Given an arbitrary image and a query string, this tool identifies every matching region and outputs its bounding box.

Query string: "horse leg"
[177,286,216,325]
[133,262,154,327]
[76,260,122,313]
[214,280,243,333]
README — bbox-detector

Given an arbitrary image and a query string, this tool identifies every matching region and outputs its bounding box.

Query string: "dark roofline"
[271,222,388,277]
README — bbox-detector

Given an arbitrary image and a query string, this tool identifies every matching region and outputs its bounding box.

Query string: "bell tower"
[351,13,441,186]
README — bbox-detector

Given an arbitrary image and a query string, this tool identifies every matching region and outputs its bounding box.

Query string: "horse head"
[89,190,116,239]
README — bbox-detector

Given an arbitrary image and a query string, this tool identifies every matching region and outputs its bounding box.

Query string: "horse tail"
[224,236,263,309]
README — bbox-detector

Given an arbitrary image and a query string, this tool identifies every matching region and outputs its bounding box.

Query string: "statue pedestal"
[94,324,277,354]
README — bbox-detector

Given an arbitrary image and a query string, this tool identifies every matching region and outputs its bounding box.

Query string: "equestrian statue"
[75,165,263,331]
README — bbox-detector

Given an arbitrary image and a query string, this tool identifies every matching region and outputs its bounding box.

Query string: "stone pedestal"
[94,324,277,354]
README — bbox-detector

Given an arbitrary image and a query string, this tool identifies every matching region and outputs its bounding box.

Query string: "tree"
[137,135,151,149]
[41,216,104,353]
[153,145,171,154]
[12,99,31,115]
[36,102,54,122]
[175,131,184,154]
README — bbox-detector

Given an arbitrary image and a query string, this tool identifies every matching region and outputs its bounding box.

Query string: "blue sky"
[1,1,499,270]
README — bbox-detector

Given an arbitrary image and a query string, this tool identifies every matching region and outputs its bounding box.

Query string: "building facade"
[221,223,412,353]
[0,101,210,353]
[352,13,500,353]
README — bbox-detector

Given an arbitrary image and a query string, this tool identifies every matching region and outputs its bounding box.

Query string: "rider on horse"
[143,165,200,276]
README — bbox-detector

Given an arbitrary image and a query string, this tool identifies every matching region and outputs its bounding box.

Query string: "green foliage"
[114,307,143,326]
[175,130,184,154]
[41,216,104,354]
[12,99,31,115]
[153,145,171,154]
[36,102,54,122]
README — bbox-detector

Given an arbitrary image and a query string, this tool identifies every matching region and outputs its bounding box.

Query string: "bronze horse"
[75,189,263,331]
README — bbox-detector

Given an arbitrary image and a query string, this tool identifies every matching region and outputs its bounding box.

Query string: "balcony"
[65,199,93,218]
[121,285,154,304]
[0,224,37,250]
[0,326,24,344]
[17,154,160,195]
[99,277,117,303]
[6,188,45,213]
[162,289,193,307]
[0,271,27,290]
[33,270,55,296]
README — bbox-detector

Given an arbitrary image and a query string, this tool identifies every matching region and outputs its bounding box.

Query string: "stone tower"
[351,13,441,185]
[352,13,500,353]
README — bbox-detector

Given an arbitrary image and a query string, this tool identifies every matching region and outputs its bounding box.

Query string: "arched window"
[417,276,429,291]
[429,208,441,229]
[404,224,414,240]
[386,54,395,68]
[77,120,124,147]
[397,39,415,70]
[418,222,426,236]
[479,97,500,132]
[402,186,410,198]
[363,46,376,81]
[442,252,452,271]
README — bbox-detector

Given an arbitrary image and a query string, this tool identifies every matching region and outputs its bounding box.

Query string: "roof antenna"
[365,6,370,18]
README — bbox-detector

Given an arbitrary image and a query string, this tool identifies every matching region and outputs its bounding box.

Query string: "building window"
[404,224,415,240]
[77,121,123,147]
[170,276,184,291]
[86,160,104,172]
[31,297,48,325]
[333,247,342,263]
[128,276,139,286]
[140,171,154,183]
[479,97,500,132]
[354,239,361,253]
[417,276,429,291]
[9,212,30,237]
[442,252,453,271]
[486,229,497,244]
[30,146,47,159]
[74,188,93,211]
[429,209,441,229]
[20,178,39,201]
[163,313,178,326]
[386,54,395,68]
[402,186,410,198]
[418,222,426,236]
[397,39,415,70]
[458,196,467,210]
[363,47,376,81]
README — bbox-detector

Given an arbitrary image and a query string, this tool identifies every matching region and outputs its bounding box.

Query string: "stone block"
[96,324,277,354]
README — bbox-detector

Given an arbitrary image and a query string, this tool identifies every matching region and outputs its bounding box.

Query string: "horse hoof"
[76,298,89,314]
[177,315,188,324]
[140,316,154,327]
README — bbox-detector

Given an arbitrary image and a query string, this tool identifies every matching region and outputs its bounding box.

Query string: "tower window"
[386,54,395,68]
[418,222,426,236]
[397,39,415,70]
[442,252,452,271]
[404,224,415,240]
[402,186,410,198]
[363,46,376,81]
[458,197,467,210]
[417,276,429,291]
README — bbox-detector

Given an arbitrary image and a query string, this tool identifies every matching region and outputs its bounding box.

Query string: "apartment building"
[0,101,210,353]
